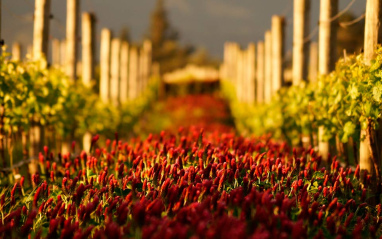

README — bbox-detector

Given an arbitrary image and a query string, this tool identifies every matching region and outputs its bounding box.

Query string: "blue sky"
[2,0,366,60]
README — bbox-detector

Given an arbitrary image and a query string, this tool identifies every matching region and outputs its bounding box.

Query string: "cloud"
[167,0,192,14]
[204,0,251,19]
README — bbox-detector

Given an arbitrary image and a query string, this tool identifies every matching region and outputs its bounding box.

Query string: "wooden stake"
[293,0,311,85]
[235,48,241,101]
[271,15,285,95]
[0,0,2,55]
[110,38,121,106]
[12,43,21,61]
[246,43,256,104]
[52,39,60,66]
[256,41,265,104]
[82,12,96,87]
[33,0,51,60]
[360,129,373,172]
[318,0,338,75]
[83,132,92,153]
[309,42,318,82]
[229,43,240,85]
[139,47,145,95]
[318,0,338,162]
[225,42,233,81]
[223,42,230,80]
[129,46,139,100]
[100,28,112,102]
[264,31,272,103]
[29,119,44,160]
[66,0,80,81]
[364,0,381,64]
[222,42,230,80]
[27,45,33,59]
[143,40,153,90]
[219,64,227,81]
[120,41,129,103]
[360,0,382,175]
[60,40,66,66]
[77,61,82,78]
[239,47,245,102]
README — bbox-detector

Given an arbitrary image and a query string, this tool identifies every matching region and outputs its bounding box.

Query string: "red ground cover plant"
[0,127,380,238]
[137,95,235,135]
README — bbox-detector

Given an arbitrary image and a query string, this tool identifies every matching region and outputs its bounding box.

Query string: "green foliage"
[0,49,159,149]
[223,46,382,146]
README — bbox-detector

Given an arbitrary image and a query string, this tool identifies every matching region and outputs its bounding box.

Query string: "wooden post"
[364,0,381,64]
[318,0,338,75]
[236,49,246,102]
[242,49,248,102]
[246,43,256,104]
[100,28,112,102]
[264,31,272,103]
[83,132,92,153]
[31,0,50,160]
[233,43,240,87]
[271,15,285,95]
[12,43,21,61]
[60,40,66,66]
[256,41,265,104]
[110,38,121,106]
[33,0,51,60]
[138,47,145,95]
[309,42,318,82]
[29,118,44,160]
[224,42,230,80]
[222,42,230,80]
[120,41,129,103]
[76,61,82,78]
[27,45,33,59]
[52,39,60,66]
[360,0,382,174]
[318,0,338,162]
[293,0,311,85]
[66,0,80,81]
[227,42,235,81]
[129,46,139,100]
[82,12,96,87]
[236,48,241,101]
[219,64,227,81]
[0,0,2,55]
[144,40,153,89]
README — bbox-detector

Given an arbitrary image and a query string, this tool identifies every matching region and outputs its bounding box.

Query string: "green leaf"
[342,121,356,143]
[373,82,382,103]
[348,83,360,100]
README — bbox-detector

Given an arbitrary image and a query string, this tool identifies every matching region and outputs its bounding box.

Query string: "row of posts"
[220,0,382,174]
[11,0,154,106]
[100,35,153,106]
[220,1,321,104]
[4,0,156,160]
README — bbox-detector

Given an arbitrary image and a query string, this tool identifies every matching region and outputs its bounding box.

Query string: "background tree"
[119,27,131,42]
[188,48,220,67]
[148,0,193,73]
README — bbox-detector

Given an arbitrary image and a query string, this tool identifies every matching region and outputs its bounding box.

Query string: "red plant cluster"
[163,94,234,133]
[0,128,380,238]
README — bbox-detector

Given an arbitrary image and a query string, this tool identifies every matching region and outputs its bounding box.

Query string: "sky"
[2,0,366,60]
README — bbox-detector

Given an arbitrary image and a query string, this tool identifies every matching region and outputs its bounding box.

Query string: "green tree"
[119,26,131,43]
[148,0,193,73]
